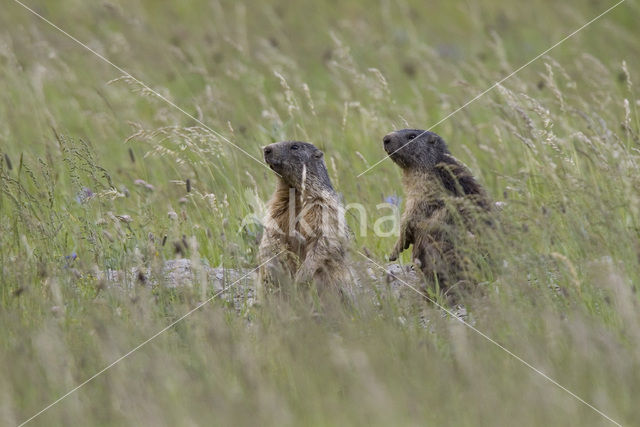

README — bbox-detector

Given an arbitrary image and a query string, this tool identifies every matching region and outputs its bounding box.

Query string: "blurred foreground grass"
[1,0,640,425]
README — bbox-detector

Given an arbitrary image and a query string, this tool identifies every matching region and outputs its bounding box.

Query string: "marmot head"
[383,129,450,171]
[263,141,333,192]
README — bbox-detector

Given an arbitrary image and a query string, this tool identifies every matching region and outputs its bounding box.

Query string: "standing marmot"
[383,129,493,296]
[259,141,352,294]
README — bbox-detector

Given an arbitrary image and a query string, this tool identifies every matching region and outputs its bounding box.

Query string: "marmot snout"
[383,129,445,171]
[263,141,333,192]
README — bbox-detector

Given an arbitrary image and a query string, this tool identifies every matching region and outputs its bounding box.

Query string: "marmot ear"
[314,149,324,159]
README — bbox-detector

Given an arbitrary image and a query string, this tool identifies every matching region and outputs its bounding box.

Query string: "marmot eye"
[407,134,417,140]
[290,144,299,150]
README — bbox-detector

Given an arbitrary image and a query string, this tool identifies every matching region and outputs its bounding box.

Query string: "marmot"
[258,141,353,294]
[383,129,492,296]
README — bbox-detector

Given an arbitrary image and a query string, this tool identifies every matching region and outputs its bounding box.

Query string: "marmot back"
[259,140,353,295]
[383,129,493,299]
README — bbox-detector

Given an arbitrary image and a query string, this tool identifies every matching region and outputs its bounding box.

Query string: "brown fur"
[258,141,352,294]
[383,129,492,295]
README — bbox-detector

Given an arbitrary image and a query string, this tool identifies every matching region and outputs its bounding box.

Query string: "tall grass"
[1,0,639,425]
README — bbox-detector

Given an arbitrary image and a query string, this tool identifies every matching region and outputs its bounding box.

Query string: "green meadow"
[1,0,639,425]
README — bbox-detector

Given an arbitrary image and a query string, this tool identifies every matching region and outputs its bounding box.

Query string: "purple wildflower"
[76,187,94,204]
[384,195,401,206]
[64,252,78,268]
